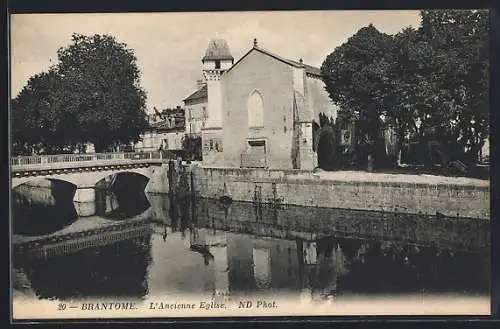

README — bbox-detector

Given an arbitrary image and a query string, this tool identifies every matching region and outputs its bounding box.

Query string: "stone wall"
[191,166,490,220]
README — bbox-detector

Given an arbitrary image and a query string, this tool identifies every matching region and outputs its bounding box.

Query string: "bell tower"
[201,38,234,166]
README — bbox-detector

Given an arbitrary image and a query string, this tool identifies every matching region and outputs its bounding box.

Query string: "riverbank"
[312,170,489,186]
[187,166,490,220]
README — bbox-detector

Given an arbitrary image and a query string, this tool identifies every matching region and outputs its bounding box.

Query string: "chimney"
[196,79,205,90]
[253,38,258,47]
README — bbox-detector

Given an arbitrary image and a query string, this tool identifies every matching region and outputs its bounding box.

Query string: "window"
[215,60,221,69]
[247,90,264,128]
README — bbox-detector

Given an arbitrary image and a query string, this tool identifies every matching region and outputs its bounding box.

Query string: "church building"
[184,38,338,170]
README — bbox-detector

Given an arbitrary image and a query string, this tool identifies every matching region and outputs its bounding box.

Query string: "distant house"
[183,80,208,136]
[135,106,186,152]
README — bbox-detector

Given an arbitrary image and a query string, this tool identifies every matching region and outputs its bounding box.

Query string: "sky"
[11,10,421,113]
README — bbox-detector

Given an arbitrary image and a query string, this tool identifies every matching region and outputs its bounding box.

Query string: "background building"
[135,106,186,153]
[183,80,208,136]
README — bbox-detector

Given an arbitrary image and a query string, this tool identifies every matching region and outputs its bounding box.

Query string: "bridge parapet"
[11,151,165,173]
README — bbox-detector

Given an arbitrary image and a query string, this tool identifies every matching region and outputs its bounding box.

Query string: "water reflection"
[12,179,151,238]
[14,236,151,301]
[12,184,490,301]
[95,188,150,219]
[12,181,78,236]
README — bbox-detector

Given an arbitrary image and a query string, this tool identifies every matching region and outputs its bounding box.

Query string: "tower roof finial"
[253,38,258,47]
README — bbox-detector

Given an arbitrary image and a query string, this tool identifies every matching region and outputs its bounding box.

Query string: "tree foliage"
[11,70,69,155]
[321,24,394,160]
[11,33,149,155]
[321,10,489,166]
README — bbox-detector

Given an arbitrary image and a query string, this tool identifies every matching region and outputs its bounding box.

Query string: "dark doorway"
[317,132,336,170]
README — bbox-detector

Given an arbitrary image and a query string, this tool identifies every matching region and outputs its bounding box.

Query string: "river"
[11,181,490,305]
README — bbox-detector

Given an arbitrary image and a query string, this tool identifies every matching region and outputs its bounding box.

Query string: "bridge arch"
[96,170,152,190]
[12,167,154,189]
[12,177,78,190]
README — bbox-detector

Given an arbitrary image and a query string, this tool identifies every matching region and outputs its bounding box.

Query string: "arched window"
[247,90,264,128]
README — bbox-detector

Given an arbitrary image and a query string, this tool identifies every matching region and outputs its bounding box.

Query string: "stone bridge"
[11,151,168,203]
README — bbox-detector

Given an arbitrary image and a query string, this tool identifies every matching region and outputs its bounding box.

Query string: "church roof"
[202,38,234,62]
[287,59,322,77]
[226,44,322,77]
[183,84,208,103]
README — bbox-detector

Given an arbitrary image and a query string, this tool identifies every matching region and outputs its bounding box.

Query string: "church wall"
[221,50,296,169]
[306,76,338,123]
[292,67,306,99]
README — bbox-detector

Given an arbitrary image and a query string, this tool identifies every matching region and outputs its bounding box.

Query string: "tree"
[389,10,489,165]
[55,33,149,152]
[321,24,395,164]
[388,26,441,160]
[419,9,489,163]
[11,69,75,155]
[321,11,489,167]
[11,33,150,155]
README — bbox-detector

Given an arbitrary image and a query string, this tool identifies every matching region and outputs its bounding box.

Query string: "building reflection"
[12,189,490,301]
[190,228,229,296]
[171,196,489,298]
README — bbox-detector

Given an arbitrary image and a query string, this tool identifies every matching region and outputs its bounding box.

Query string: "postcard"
[10,10,491,320]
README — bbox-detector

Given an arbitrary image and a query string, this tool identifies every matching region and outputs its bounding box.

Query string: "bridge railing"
[11,156,43,166]
[11,151,163,167]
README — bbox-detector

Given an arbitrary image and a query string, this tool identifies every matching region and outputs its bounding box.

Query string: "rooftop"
[183,84,208,103]
[226,39,322,77]
[202,38,234,62]
[150,119,185,133]
[252,45,322,76]
[184,39,322,104]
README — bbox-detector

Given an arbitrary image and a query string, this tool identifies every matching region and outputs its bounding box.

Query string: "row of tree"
[12,34,149,155]
[320,9,489,166]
